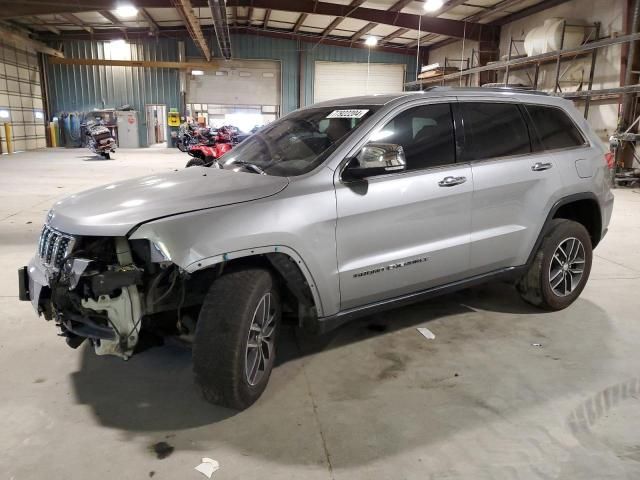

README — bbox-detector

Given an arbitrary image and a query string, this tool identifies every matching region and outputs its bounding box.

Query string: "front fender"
[128,175,340,317]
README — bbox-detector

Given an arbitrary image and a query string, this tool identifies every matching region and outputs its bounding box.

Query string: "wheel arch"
[527,192,603,266]
[186,245,324,319]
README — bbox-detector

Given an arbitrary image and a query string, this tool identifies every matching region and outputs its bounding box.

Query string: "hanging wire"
[460,22,466,87]
[415,14,422,84]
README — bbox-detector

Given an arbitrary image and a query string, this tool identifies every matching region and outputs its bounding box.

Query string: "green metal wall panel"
[47,39,180,147]
[48,35,416,146]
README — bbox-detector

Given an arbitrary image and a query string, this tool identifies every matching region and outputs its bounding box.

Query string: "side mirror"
[343,143,406,181]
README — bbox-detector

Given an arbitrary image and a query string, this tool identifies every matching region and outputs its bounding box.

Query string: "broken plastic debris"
[195,458,220,478]
[417,327,435,340]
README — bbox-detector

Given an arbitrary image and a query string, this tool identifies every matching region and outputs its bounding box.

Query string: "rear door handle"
[438,176,467,187]
[531,162,553,171]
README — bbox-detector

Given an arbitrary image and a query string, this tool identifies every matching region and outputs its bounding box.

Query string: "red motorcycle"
[185,126,237,168]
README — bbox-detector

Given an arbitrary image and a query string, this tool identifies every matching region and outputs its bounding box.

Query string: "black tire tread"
[517,219,592,310]
[193,268,276,410]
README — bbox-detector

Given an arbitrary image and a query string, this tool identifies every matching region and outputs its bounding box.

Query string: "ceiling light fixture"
[191,70,205,76]
[423,0,444,12]
[365,36,378,47]
[115,5,138,18]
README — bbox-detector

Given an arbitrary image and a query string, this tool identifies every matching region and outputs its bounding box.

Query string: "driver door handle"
[438,175,467,187]
[531,162,553,171]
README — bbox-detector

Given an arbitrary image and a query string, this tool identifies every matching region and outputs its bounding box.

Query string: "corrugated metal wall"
[47,39,180,147]
[48,35,416,147]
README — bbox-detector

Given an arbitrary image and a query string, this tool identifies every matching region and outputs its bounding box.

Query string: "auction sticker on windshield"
[326,109,369,119]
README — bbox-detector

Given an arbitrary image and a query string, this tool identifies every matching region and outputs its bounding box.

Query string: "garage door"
[0,42,46,152]
[313,61,405,104]
[186,59,281,109]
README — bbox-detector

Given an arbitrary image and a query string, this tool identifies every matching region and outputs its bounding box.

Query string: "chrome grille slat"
[37,225,76,271]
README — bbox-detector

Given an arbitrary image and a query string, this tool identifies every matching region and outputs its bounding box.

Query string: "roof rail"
[423,86,549,96]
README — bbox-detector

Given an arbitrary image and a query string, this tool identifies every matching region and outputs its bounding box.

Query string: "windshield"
[221,105,379,176]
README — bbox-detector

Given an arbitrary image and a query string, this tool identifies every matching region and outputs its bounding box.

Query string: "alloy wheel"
[245,292,276,386]
[548,237,586,297]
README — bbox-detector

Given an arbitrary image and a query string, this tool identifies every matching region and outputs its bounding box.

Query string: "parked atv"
[185,126,237,168]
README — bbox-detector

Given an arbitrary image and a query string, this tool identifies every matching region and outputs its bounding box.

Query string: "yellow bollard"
[49,122,58,148]
[4,122,12,154]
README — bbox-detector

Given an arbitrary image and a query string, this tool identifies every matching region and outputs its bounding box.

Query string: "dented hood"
[48,167,289,236]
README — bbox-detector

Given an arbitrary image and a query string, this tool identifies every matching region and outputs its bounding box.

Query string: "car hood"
[48,167,289,236]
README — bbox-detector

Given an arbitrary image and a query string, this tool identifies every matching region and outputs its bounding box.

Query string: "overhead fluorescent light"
[365,36,378,47]
[0,110,9,118]
[115,5,138,18]
[191,70,204,76]
[424,0,444,12]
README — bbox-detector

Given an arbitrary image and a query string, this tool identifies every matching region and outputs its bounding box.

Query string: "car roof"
[306,87,559,110]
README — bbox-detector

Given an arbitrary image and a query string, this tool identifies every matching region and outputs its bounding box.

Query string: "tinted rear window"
[460,102,531,161]
[525,104,586,150]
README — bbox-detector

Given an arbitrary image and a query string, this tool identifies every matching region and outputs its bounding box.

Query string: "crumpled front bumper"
[18,255,50,315]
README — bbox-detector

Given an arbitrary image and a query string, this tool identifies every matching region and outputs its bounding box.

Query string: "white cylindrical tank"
[524,18,585,56]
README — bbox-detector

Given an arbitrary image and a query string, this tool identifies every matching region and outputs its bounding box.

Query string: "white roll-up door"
[313,61,405,104]
[186,59,281,107]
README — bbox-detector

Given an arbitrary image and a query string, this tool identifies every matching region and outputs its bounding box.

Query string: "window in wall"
[525,104,587,151]
[460,102,531,161]
[370,103,456,171]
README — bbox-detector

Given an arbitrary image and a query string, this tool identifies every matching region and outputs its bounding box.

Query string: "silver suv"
[19,87,614,409]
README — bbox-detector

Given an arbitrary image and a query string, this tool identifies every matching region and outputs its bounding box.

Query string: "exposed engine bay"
[34,230,207,360]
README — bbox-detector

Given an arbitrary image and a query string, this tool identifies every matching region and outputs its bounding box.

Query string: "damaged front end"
[23,225,190,360]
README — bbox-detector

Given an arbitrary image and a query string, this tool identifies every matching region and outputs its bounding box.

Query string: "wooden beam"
[263,9,271,29]
[0,26,64,57]
[60,13,92,33]
[49,57,220,69]
[247,7,253,25]
[293,13,308,32]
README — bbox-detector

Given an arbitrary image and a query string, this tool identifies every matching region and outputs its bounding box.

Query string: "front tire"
[193,269,280,410]
[517,219,593,310]
[186,158,205,168]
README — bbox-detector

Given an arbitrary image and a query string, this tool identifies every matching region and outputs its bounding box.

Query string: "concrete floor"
[1,147,640,480]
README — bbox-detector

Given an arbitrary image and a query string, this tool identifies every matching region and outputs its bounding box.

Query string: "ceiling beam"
[27,16,61,35]
[139,8,160,35]
[349,0,412,45]
[247,7,253,24]
[293,13,308,32]
[491,0,572,25]
[224,0,495,41]
[350,22,375,43]
[99,10,127,31]
[50,56,219,69]
[320,0,365,37]
[263,9,271,29]
[38,24,419,54]
[60,13,92,33]
[0,25,64,56]
[437,0,469,15]
[172,0,211,60]
[381,27,409,44]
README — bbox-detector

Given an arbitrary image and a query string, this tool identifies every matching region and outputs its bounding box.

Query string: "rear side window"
[460,102,531,161]
[525,104,587,150]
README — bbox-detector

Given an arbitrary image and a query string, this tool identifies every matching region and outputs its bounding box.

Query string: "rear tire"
[193,269,280,410]
[186,158,205,168]
[517,219,592,310]
[102,152,110,160]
